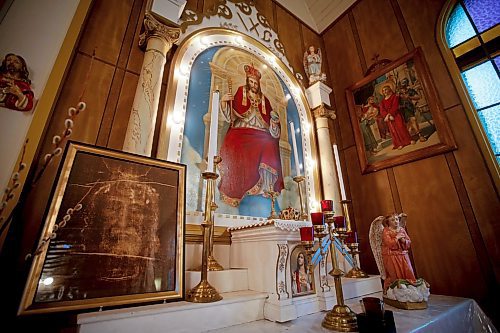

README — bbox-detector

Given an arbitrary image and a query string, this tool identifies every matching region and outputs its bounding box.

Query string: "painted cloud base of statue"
[303,46,326,86]
[369,213,430,307]
[385,278,430,303]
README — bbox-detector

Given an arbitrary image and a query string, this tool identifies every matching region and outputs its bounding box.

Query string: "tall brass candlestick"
[345,242,369,278]
[324,213,344,276]
[186,165,222,302]
[293,175,308,220]
[322,215,357,331]
[207,156,223,271]
[301,240,316,293]
[340,199,352,231]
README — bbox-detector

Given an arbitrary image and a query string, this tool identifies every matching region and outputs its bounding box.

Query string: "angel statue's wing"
[369,215,386,279]
[318,48,322,68]
[398,212,408,229]
[303,50,310,78]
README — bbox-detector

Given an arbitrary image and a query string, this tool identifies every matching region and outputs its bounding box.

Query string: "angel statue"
[303,46,326,86]
[369,213,430,308]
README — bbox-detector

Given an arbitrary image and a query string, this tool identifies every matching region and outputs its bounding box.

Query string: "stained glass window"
[461,61,500,109]
[477,105,500,157]
[463,0,500,33]
[444,1,499,164]
[446,4,476,47]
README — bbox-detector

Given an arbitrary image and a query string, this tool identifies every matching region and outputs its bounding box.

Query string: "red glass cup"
[310,212,324,225]
[299,226,314,242]
[320,199,333,212]
[346,231,358,244]
[333,216,346,229]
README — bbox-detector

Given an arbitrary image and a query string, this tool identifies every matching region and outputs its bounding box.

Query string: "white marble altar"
[209,293,498,333]
[229,220,381,322]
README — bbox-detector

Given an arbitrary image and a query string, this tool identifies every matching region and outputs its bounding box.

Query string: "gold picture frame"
[346,47,456,173]
[290,245,315,297]
[19,142,186,315]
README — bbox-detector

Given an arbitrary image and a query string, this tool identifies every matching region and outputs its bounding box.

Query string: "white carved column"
[312,105,343,215]
[306,82,343,215]
[123,13,180,156]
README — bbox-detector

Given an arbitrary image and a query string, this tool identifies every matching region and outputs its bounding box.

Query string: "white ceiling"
[274,0,356,33]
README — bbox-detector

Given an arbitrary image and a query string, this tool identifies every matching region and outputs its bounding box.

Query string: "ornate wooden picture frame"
[346,47,456,173]
[19,142,186,314]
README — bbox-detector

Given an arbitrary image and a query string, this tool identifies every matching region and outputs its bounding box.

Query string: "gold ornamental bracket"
[139,13,181,51]
[312,104,336,120]
[176,0,291,71]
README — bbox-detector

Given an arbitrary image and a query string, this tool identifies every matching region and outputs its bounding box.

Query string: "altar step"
[342,275,383,300]
[186,268,249,293]
[77,274,383,332]
[185,270,382,301]
[77,290,268,333]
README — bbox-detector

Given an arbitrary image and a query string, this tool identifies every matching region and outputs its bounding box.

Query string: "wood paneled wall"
[5,0,498,322]
[10,0,326,259]
[322,0,499,307]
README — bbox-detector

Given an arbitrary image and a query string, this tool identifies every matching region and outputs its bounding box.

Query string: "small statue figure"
[369,213,430,309]
[0,53,34,112]
[303,46,326,86]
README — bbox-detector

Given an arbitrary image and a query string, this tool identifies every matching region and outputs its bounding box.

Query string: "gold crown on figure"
[280,207,300,220]
[244,64,262,80]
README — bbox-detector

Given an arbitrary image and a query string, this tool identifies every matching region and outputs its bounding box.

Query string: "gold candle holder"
[324,212,344,276]
[340,199,352,231]
[322,215,358,331]
[301,239,316,292]
[293,175,308,220]
[207,156,224,271]
[265,187,280,220]
[186,162,222,302]
[345,242,369,278]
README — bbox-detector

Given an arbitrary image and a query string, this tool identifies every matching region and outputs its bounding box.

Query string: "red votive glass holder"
[333,216,346,229]
[320,199,333,212]
[299,226,314,242]
[346,231,358,244]
[310,212,324,225]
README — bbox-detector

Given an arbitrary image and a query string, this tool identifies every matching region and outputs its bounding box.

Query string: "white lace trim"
[228,218,312,232]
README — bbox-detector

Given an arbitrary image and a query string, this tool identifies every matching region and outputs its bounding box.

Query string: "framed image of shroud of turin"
[19,142,186,315]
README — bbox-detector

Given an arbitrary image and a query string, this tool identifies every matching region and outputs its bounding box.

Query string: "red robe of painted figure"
[218,85,284,207]
[0,74,34,111]
[381,226,416,291]
[379,93,411,149]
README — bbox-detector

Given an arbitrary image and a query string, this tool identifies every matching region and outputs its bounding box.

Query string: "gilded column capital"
[312,104,336,120]
[139,13,181,50]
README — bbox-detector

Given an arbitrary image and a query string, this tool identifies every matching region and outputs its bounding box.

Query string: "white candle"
[333,144,346,200]
[207,90,220,172]
[289,121,301,176]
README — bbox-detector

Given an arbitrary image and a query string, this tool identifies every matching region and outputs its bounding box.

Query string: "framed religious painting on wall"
[346,47,456,174]
[290,245,315,297]
[18,142,186,315]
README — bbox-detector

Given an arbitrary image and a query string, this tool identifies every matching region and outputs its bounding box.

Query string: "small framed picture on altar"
[290,245,315,297]
[346,47,456,174]
[18,142,186,315]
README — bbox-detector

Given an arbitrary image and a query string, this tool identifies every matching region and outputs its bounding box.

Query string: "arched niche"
[156,8,321,227]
